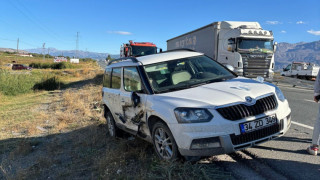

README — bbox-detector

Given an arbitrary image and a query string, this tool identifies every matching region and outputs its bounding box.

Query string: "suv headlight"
[174,108,213,123]
[264,82,286,102]
[275,86,285,102]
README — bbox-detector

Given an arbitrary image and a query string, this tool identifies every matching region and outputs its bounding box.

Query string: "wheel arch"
[103,104,111,118]
[147,115,169,134]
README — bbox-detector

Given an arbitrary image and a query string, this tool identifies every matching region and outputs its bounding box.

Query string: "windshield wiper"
[156,86,190,93]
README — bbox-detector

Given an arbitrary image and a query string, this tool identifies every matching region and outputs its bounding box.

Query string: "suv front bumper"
[175,113,291,157]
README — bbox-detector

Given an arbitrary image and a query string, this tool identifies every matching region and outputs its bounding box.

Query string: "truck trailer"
[167,21,277,79]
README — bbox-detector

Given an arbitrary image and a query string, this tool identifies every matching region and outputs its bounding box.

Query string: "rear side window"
[111,68,121,89]
[103,68,112,88]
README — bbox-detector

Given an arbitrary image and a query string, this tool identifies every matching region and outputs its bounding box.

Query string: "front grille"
[242,54,272,78]
[216,95,277,121]
[230,120,283,145]
[244,59,271,69]
[243,69,269,78]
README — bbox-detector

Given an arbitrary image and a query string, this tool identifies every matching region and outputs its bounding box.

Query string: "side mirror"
[225,64,234,72]
[274,42,278,52]
[159,48,163,53]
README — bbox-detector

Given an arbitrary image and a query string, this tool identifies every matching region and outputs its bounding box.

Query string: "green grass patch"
[0,70,62,96]
[29,62,74,69]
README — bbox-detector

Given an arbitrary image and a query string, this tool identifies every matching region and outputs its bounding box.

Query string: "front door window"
[123,67,143,92]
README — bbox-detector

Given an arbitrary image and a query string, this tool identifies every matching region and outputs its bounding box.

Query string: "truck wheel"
[152,122,179,161]
[105,111,119,137]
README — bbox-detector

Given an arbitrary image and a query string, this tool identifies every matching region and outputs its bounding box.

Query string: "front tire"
[152,122,179,161]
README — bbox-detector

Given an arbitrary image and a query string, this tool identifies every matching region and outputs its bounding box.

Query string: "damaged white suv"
[102,49,291,160]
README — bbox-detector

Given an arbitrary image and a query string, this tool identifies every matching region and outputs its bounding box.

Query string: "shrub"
[33,76,61,91]
[0,70,62,95]
[41,63,52,69]
[80,58,95,63]
[29,62,73,69]
[0,70,35,95]
[52,62,72,69]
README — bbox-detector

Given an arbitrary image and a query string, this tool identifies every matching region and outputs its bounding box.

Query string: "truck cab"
[167,21,277,80]
[281,62,319,80]
[216,22,276,80]
[120,40,157,58]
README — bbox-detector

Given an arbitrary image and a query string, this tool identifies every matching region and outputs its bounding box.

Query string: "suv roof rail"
[108,57,139,65]
[160,48,198,54]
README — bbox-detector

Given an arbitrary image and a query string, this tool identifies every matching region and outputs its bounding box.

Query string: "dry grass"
[0,91,50,139]
[0,65,231,179]
[0,67,103,139]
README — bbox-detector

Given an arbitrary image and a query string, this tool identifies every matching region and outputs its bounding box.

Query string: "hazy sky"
[0,0,319,54]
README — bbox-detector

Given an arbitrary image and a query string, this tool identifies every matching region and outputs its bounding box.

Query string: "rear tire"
[152,122,179,161]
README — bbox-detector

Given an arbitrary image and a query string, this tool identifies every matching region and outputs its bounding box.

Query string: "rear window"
[103,68,112,88]
[111,68,121,89]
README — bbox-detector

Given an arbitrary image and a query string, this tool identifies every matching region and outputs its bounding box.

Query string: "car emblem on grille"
[245,96,256,105]
[250,55,265,59]
[245,96,252,102]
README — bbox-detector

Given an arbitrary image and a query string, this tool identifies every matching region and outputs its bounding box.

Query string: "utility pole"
[16,38,19,61]
[16,38,19,53]
[76,32,79,59]
[42,43,45,61]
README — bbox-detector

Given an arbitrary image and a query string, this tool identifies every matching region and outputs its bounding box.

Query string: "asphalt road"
[243,84,319,179]
[98,60,319,179]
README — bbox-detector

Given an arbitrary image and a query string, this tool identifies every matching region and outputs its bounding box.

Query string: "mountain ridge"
[3,40,320,67]
[274,40,320,69]
[25,48,119,60]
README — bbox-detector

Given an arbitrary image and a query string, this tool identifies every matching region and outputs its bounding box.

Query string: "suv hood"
[155,77,276,107]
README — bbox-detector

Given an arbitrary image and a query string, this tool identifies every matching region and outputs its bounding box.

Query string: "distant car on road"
[12,64,32,70]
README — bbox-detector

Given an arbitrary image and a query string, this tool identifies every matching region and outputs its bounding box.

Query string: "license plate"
[240,115,277,133]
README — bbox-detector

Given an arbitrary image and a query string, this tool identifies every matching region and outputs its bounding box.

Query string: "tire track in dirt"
[209,150,290,180]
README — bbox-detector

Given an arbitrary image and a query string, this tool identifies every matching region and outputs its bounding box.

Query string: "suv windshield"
[132,46,157,57]
[238,38,273,53]
[144,55,235,93]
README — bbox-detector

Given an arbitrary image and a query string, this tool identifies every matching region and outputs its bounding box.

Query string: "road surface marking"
[291,121,314,130]
[304,99,315,103]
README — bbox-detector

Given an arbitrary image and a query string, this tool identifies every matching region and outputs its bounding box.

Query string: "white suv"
[102,49,291,160]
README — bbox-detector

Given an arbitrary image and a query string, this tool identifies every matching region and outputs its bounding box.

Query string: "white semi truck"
[167,21,277,80]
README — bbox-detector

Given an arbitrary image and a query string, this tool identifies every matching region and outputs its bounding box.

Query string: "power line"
[8,0,74,45]
[0,19,40,42]
[0,37,16,42]
[19,40,40,48]
[0,36,41,49]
